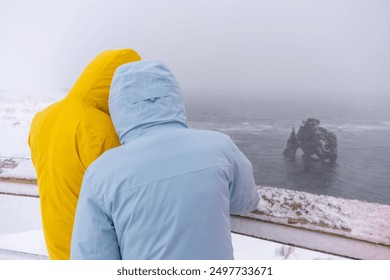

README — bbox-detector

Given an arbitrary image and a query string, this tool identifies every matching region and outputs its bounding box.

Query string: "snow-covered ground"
[0,90,346,260]
[0,90,65,158]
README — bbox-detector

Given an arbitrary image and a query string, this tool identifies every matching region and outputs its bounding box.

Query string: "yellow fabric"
[28,49,141,259]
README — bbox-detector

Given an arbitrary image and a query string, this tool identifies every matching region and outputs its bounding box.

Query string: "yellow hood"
[67,49,141,114]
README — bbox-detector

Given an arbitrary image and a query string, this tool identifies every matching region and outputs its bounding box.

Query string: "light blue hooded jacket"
[71,61,260,260]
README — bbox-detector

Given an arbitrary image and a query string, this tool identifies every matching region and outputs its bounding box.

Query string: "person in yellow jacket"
[28,49,141,259]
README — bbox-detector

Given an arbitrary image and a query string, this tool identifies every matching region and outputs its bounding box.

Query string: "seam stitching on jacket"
[100,164,233,205]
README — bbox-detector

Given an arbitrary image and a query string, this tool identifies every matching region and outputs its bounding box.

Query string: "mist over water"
[185,92,390,205]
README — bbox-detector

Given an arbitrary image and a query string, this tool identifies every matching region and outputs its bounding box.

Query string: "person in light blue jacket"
[70,60,260,260]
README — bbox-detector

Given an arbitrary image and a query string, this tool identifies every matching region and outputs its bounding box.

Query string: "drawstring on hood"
[109,61,188,144]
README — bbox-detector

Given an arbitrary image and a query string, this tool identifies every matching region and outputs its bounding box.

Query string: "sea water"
[185,92,390,205]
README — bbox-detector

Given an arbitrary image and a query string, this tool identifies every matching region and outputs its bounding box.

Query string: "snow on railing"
[231,186,390,259]
[0,157,36,185]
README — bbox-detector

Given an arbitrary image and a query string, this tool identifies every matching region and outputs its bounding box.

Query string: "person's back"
[71,60,260,259]
[28,49,141,259]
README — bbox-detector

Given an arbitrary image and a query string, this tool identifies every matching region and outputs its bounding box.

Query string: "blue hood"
[109,61,188,144]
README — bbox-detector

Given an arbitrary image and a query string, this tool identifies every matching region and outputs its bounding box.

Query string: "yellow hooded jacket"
[28,49,141,259]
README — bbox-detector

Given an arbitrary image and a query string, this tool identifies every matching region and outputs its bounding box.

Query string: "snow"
[0,248,48,260]
[0,158,36,181]
[0,230,47,257]
[231,233,343,260]
[0,89,65,158]
[0,181,38,197]
[251,186,390,246]
[0,194,42,234]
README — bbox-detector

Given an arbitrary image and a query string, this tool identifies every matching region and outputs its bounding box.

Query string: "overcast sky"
[0,0,389,97]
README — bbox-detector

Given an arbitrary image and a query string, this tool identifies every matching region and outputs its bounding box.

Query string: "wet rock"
[283,118,337,163]
[283,128,299,160]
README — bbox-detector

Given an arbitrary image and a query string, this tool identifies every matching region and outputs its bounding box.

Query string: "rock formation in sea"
[283,118,337,163]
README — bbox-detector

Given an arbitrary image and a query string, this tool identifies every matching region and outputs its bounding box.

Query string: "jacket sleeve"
[71,170,121,260]
[227,139,260,215]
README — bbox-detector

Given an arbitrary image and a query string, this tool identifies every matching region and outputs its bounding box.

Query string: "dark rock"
[283,128,298,160]
[283,118,337,163]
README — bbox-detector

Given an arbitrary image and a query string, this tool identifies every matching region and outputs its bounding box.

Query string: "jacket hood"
[109,60,188,144]
[67,49,141,114]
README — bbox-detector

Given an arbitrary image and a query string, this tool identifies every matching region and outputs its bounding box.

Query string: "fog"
[0,0,389,98]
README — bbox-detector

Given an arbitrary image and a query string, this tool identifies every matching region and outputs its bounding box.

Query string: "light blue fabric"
[70,61,260,260]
